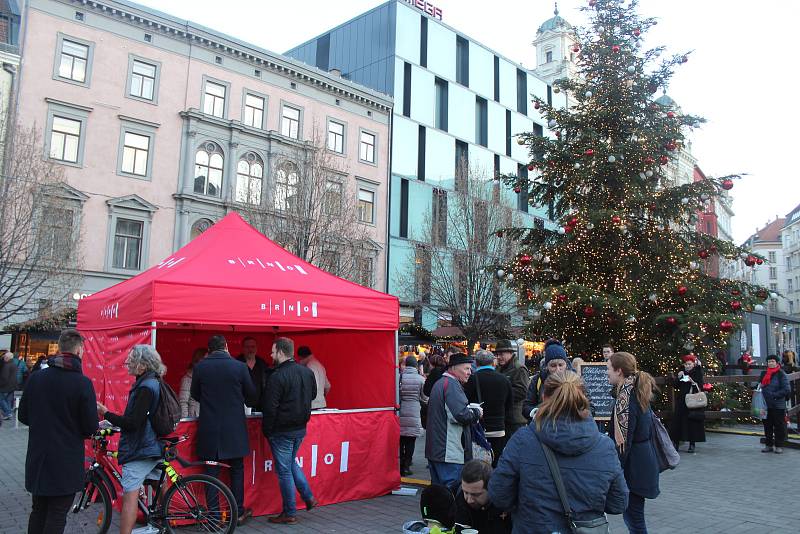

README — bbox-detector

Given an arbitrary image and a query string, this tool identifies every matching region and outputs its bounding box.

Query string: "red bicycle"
[65,426,237,533]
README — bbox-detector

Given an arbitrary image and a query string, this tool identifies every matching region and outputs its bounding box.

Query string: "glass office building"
[287,0,564,328]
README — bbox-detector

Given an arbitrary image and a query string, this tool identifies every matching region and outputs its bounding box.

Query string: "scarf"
[47,352,83,373]
[613,375,636,454]
[761,366,780,387]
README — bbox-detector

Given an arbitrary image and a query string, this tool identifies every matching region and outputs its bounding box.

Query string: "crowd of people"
[14,329,330,533]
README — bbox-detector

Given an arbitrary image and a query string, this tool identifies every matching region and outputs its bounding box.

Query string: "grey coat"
[425,374,480,464]
[399,367,424,437]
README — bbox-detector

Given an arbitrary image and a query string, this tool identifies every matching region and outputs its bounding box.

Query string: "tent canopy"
[78,213,399,332]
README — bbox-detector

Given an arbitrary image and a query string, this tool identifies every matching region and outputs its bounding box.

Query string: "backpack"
[150,378,181,436]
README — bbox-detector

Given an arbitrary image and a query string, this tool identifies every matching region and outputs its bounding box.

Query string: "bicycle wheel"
[64,478,112,534]
[162,474,236,534]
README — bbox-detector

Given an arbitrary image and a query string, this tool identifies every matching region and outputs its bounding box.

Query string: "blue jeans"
[623,492,648,534]
[428,461,462,493]
[0,391,14,418]
[268,429,313,517]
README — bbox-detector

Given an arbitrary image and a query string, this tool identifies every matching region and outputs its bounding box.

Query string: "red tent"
[77,213,401,514]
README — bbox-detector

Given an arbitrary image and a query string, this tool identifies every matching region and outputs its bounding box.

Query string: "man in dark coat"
[261,336,318,525]
[18,329,99,534]
[236,336,272,410]
[494,340,530,437]
[191,335,256,526]
[464,349,512,467]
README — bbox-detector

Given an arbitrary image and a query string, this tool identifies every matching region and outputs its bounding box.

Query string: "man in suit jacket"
[18,328,99,534]
[191,335,256,526]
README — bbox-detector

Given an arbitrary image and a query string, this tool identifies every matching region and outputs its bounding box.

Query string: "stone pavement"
[2,419,799,533]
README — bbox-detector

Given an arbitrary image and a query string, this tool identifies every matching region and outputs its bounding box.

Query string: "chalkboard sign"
[580,362,613,421]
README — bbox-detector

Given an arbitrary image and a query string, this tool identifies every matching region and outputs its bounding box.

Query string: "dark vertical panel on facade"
[475,96,487,147]
[400,179,409,238]
[516,69,527,115]
[505,110,511,157]
[494,154,500,179]
[403,62,412,117]
[420,16,428,68]
[316,33,330,71]
[456,36,469,86]
[435,77,448,131]
[493,55,500,102]
[547,85,552,106]
[418,125,426,181]
[517,164,529,213]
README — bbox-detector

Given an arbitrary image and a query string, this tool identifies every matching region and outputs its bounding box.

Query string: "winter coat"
[612,394,660,499]
[237,355,272,409]
[179,370,200,418]
[17,355,98,496]
[191,350,256,460]
[759,369,791,410]
[117,371,162,465]
[0,360,17,392]
[669,366,706,443]
[423,366,446,397]
[498,359,531,427]
[489,417,628,534]
[15,358,27,388]
[261,359,317,436]
[521,372,544,421]
[425,374,480,464]
[464,368,512,434]
[399,367,424,437]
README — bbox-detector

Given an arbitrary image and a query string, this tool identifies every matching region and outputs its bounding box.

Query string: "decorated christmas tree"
[503,0,770,374]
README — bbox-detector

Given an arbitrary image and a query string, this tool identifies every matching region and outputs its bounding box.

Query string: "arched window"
[190,218,214,240]
[194,142,224,197]
[274,162,298,211]
[235,153,264,205]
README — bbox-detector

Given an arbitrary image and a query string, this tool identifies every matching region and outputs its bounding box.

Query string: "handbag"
[684,379,708,409]
[537,432,610,534]
[751,388,767,420]
[651,414,680,472]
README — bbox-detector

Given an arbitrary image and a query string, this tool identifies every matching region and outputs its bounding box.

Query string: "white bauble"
[543,301,553,310]
[645,170,653,177]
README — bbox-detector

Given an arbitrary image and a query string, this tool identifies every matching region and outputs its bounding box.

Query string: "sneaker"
[304,497,318,511]
[268,513,297,524]
[687,444,695,453]
[761,446,774,453]
[237,508,253,527]
[774,447,783,454]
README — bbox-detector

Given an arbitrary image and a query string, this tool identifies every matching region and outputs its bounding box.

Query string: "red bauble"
[526,289,534,300]
[611,215,622,224]
[667,111,675,118]
[677,286,688,296]
[564,225,574,234]
[534,101,540,109]
[659,155,669,164]
[519,254,532,266]
[569,216,579,226]
[702,383,713,392]
[644,156,655,165]
[557,294,568,303]
[744,256,755,267]
[666,317,677,326]
[756,258,764,265]
[719,320,734,332]
[633,29,641,37]
[514,186,521,193]
[665,141,677,151]
[721,179,734,190]
[583,305,595,317]
[555,131,561,138]
[496,230,504,238]
[730,301,742,311]
[585,149,595,156]
[527,163,536,171]
[612,45,621,53]
[731,289,741,296]
[572,44,580,53]
[698,250,709,259]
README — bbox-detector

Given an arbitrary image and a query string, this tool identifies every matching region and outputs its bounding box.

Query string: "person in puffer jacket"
[489,371,628,534]
[399,356,425,476]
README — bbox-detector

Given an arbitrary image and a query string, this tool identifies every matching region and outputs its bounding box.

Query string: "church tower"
[532,3,578,86]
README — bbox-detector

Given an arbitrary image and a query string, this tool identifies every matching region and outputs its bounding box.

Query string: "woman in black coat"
[669,354,706,453]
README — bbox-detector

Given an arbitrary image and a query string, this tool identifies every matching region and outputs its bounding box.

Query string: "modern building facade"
[782,203,800,318]
[8,0,392,326]
[286,0,565,328]
[0,0,21,136]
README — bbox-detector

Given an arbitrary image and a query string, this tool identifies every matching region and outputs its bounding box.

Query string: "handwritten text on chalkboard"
[580,362,613,421]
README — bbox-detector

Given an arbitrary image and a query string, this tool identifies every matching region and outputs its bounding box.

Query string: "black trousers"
[399,436,416,470]
[487,435,507,468]
[763,408,787,447]
[207,457,245,516]
[28,494,74,534]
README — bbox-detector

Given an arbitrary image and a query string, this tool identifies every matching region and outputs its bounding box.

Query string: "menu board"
[580,362,613,421]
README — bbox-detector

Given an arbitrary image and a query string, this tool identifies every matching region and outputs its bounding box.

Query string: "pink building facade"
[15,0,392,306]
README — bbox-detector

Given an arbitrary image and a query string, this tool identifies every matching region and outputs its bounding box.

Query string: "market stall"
[77,213,400,516]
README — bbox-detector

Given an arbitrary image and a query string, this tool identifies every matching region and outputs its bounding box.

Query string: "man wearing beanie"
[522,340,572,419]
[494,340,530,437]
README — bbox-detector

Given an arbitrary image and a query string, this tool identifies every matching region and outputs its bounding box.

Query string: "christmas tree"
[504,0,770,374]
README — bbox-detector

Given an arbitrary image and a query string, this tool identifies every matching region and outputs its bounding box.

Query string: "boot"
[774,447,783,454]
[687,443,695,453]
[761,445,774,453]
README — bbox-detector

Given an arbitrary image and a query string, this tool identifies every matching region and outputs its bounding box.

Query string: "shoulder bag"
[538,435,610,534]
[651,414,680,472]
[684,378,708,409]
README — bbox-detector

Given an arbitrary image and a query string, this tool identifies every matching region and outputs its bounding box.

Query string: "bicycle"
[66,425,237,533]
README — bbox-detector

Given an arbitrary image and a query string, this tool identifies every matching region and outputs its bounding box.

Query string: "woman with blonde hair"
[607,352,660,534]
[489,371,628,534]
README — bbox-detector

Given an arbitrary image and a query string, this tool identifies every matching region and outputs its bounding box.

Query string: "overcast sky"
[133,0,799,243]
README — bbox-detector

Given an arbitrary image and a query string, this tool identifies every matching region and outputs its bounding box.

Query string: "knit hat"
[404,355,419,368]
[766,354,780,363]
[544,341,569,365]
[446,353,474,368]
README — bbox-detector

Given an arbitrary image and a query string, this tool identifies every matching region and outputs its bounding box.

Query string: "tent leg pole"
[151,321,157,348]
[395,330,399,409]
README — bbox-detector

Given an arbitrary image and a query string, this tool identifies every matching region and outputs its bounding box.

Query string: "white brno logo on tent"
[261,299,318,318]
[227,257,308,275]
[263,441,350,477]
[100,302,120,319]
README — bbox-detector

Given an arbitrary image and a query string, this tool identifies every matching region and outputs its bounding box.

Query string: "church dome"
[538,3,572,35]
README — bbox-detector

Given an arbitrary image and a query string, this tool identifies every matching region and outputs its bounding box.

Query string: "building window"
[38,207,74,259]
[770,283,778,291]
[402,62,412,118]
[128,58,158,101]
[493,55,500,102]
[327,120,345,153]
[190,218,213,240]
[356,256,374,288]
[281,105,301,139]
[56,37,91,84]
[194,143,224,197]
[415,245,431,303]
[203,80,226,118]
[769,267,778,279]
[113,218,143,270]
[359,131,376,164]
[319,249,341,273]
[324,180,342,216]
[417,125,426,181]
[49,116,81,163]
[455,140,468,192]
[516,69,528,115]
[357,188,375,223]
[420,16,428,68]
[432,188,447,246]
[456,36,469,86]
[400,179,409,238]
[517,164,529,213]
[768,251,776,263]
[243,93,265,128]
[120,132,150,176]
[235,153,263,205]
[475,96,488,147]
[505,110,512,157]
[274,162,299,211]
[789,279,794,292]
[434,77,448,131]
[546,50,553,63]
